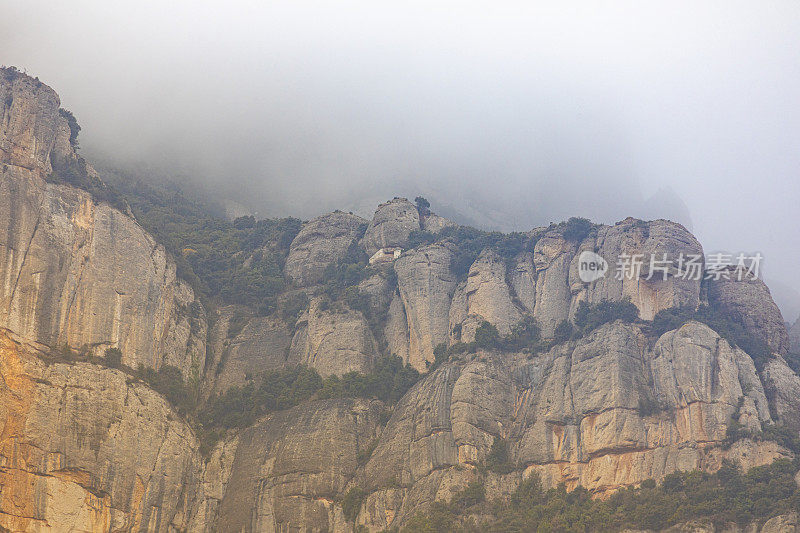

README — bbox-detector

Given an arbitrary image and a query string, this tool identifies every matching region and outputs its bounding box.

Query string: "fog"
[2,1,799,320]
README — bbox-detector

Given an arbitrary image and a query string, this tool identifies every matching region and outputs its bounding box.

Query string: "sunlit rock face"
[0,329,201,532]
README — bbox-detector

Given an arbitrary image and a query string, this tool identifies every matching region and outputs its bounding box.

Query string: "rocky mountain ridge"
[1,68,799,532]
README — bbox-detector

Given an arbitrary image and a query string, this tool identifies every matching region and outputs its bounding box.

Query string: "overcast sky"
[2,1,799,319]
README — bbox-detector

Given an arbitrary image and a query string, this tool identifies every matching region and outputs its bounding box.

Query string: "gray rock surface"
[187,435,240,532]
[385,291,411,361]
[358,271,394,317]
[789,318,800,354]
[420,213,456,234]
[394,243,457,370]
[0,69,71,172]
[532,232,576,336]
[708,273,790,355]
[206,306,292,395]
[361,198,420,256]
[763,356,800,431]
[289,297,377,376]
[589,218,704,320]
[790,317,800,354]
[218,398,383,532]
[460,249,524,338]
[508,251,537,313]
[284,211,367,287]
[759,512,798,532]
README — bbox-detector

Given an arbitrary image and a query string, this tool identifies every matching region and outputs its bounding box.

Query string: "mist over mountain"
[3,1,799,321]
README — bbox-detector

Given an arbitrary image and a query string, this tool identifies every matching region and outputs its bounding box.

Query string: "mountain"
[1,68,799,532]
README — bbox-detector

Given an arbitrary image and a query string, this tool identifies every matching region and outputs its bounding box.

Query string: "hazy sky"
[2,1,800,319]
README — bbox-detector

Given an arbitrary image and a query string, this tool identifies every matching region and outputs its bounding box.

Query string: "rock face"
[0,70,71,172]
[517,218,704,337]
[217,398,383,532]
[187,435,240,532]
[645,513,799,533]
[284,212,367,287]
[450,249,524,342]
[0,329,201,532]
[394,244,457,370]
[508,251,537,313]
[588,218,704,321]
[385,291,411,362]
[357,272,394,317]
[289,298,377,376]
[356,321,785,529]
[763,356,800,431]
[707,272,790,355]
[790,317,800,354]
[759,512,799,533]
[531,231,578,335]
[0,71,206,378]
[205,306,292,395]
[420,213,455,234]
[361,198,420,256]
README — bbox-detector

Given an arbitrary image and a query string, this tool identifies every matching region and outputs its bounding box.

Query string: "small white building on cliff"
[369,247,402,264]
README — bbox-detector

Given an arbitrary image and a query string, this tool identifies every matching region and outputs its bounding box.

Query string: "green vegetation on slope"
[317,353,420,404]
[200,354,419,431]
[46,155,127,211]
[199,365,323,429]
[433,299,640,367]
[396,458,800,532]
[651,305,773,370]
[58,108,81,147]
[105,174,302,312]
[573,298,640,335]
[197,354,420,453]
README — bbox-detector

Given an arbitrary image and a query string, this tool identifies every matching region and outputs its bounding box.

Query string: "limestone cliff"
[214,399,383,532]
[790,317,800,354]
[353,321,788,529]
[0,328,201,531]
[284,212,367,287]
[393,243,458,370]
[289,297,377,376]
[361,197,420,257]
[204,305,291,396]
[0,69,206,377]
